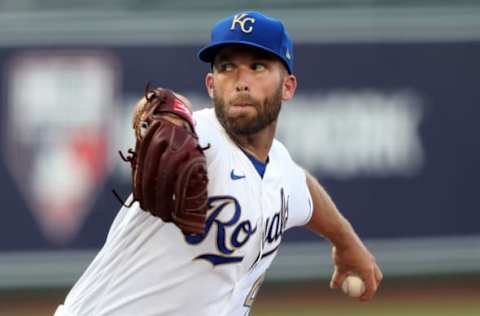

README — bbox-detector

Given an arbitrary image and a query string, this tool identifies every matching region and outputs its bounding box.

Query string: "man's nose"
[235,82,249,92]
[235,68,250,92]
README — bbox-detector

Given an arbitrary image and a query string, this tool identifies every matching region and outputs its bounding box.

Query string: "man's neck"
[227,121,277,163]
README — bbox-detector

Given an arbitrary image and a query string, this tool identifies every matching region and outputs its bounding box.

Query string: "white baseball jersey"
[56,108,313,316]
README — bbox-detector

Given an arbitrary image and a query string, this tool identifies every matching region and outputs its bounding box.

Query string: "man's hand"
[330,243,383,301]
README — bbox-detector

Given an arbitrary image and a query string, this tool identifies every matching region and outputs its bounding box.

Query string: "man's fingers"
[375,265,383,283]
[359,264,383,302]
[329,269,339,289]
[359,272,378,301]
[330,269,348,289]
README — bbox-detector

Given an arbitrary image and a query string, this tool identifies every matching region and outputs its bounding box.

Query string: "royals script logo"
[185,189,289,266]
[3,51,118,245]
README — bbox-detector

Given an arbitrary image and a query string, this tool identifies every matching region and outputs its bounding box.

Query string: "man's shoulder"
[271,138,305,175]
[192,107,215,133]
[271,138,291,160]
[193,107,215,124]
[193,108,227,156]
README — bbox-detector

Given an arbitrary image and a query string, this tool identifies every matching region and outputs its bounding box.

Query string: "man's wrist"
[327,221,361,251]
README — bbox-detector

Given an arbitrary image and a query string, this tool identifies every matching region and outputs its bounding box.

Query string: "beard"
[214,86,283,136]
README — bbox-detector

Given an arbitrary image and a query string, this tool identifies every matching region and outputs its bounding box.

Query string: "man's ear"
[205,73,214,99]
[282,74,297,101]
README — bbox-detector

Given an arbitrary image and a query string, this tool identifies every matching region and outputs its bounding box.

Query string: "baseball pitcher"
[54,11,382,316]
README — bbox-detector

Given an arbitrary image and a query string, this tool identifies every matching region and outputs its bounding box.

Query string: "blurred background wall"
[0,0,479,315]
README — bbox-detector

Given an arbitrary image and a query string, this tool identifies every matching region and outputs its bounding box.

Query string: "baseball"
[341,275,366,298]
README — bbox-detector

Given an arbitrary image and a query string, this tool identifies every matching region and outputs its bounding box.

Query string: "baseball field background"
[1,1,479,315]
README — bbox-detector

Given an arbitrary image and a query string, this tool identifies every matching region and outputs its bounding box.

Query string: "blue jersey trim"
[243,151,268,178]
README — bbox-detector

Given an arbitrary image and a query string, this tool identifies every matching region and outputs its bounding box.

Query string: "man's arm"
[304,172,383,301]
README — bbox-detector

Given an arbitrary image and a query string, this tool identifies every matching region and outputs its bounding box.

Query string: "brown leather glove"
[121,85,209,235]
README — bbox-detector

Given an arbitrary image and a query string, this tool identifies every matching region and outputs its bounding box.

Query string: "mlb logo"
[3,50,119,245]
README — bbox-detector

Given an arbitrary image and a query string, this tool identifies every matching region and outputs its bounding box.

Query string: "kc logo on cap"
[230,13,256,33]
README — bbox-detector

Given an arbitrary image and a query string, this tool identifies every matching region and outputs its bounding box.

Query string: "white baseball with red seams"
[342,275,366,298]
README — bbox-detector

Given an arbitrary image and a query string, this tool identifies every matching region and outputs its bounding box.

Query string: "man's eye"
[220,63,233,71]
[252,63,266,71]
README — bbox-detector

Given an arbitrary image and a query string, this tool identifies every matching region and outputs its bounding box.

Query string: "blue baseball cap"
[198,11,294,74]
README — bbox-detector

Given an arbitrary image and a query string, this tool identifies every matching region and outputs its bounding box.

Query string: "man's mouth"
[232,103,252,107]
